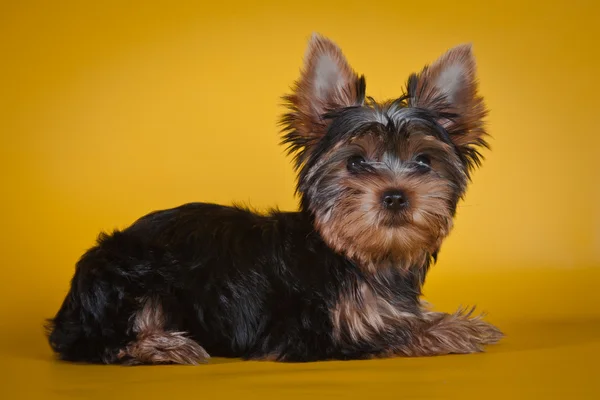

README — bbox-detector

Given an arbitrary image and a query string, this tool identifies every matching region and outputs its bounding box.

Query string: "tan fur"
[398,308,504,356]
[410,44,488,149]
[314,160,455,271]
[332,281,414,342]
[332,287,503,357]
[284,34,361,145]
[305,125,463,273]
[118,298,209,365]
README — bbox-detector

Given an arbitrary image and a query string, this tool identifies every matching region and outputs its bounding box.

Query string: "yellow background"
[1,0,599,398]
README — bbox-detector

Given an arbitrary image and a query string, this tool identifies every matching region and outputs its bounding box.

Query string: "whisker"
[419,192,451,200]
[417,209,448,219]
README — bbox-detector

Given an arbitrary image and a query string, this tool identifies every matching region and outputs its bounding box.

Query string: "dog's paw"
[119,331,210,365]
[404,307,503,356]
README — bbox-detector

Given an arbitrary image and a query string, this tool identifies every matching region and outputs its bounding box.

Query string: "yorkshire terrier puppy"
[46,33,502,365]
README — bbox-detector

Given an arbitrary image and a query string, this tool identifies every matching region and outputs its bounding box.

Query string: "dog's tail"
[45,231,158,364]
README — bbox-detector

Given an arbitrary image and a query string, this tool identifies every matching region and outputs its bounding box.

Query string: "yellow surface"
[2,268,600,398]
[1,1,599,399]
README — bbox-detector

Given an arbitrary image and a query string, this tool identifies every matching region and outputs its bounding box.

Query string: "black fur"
[297,98,469,214]
[46,36,498,364]
[47,203,426,363]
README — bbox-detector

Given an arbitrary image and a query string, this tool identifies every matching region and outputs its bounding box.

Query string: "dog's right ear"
[280,33,365,168]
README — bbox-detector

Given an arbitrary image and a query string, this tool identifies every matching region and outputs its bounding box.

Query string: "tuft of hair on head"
[279,33,366,171]
[406,43,489,174]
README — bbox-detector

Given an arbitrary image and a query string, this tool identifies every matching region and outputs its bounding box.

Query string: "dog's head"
[280,34,489,270]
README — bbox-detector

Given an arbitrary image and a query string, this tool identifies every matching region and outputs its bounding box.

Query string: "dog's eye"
[347,155,367,173]
[415,154,431,169]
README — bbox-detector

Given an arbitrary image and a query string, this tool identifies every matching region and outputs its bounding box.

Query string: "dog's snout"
[382,190,408,211]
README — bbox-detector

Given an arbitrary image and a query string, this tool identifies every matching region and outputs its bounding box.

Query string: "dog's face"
[281,34,488,269]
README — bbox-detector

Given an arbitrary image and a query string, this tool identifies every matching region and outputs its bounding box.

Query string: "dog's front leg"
[332,283,502,359]
[391,307,503,357]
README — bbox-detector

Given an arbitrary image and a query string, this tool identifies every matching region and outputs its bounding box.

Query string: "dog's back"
[46,203,360,363]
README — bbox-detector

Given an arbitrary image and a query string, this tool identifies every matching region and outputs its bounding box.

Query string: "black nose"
[382,190,408,211]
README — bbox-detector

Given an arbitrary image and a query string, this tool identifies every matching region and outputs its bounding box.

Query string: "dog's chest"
[331,281,415,343]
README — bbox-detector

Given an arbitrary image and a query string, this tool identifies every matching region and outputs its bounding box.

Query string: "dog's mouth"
[379,210,412,228]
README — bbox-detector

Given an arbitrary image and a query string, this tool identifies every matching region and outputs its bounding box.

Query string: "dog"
[46,33,502,365]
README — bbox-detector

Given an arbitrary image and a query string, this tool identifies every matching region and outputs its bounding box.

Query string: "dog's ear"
[281,33,364,167]
[408,44,488,167]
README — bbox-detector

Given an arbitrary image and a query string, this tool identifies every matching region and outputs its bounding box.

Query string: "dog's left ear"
[281,33,365,167]
[408,44,488,164]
